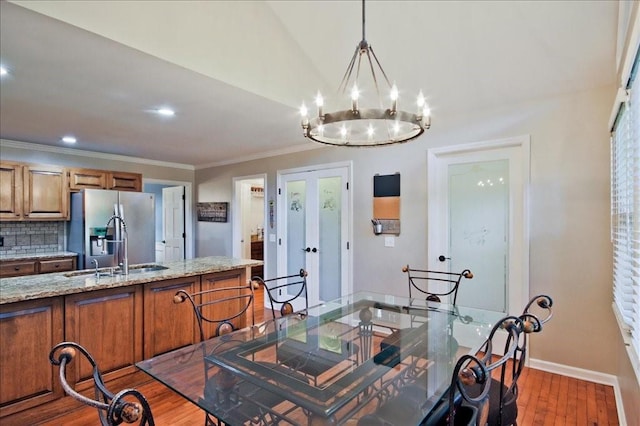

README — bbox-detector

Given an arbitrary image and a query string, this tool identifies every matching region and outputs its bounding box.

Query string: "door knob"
[311,247,317,253]
[438,255,450,262]
[304,247,311,252]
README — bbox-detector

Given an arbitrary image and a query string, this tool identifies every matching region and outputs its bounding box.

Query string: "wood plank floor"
[31,307,620,425]
[34,366,619,426]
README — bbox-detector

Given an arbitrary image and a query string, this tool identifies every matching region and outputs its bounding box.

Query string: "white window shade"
[611,50,640,370]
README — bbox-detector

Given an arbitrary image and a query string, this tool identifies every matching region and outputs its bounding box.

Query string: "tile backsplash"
[0,221,65,255]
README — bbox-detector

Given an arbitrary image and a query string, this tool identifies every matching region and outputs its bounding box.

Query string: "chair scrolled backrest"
[173,283,255,342]
[49,342,154,426]
[252,268,308,320]
[402,265,473,306]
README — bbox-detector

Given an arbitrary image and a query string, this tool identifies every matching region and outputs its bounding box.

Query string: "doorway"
[277,163,352,310]
[232,175,267,309]
[426,136,530,315]
[143,180,194,261]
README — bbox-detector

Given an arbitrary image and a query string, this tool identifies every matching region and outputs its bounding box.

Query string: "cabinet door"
[23,165,69,220]
[200,270,248,339]
[68,168,107,191]
[0,298,64,417]
[39,257,76,274]
[64,286,143,390]
[143,277,200,358]
[0,162,23,220]
[107,171,142,192]
[0,260,37,278]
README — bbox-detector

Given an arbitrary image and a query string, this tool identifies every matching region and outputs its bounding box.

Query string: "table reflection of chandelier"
[300,0,431,147]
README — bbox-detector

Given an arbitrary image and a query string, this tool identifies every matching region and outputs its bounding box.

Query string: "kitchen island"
[0,256,262,424]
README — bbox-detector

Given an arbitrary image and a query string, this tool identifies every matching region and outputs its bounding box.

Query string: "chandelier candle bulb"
[316,92,324,118]
[390,84,398,114]
[351,85,359,112]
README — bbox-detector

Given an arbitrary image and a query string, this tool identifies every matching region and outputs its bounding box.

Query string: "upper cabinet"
[0,162,68,221]
[23,164,69,220]
[0,162,23,220]
[68,168,142,192]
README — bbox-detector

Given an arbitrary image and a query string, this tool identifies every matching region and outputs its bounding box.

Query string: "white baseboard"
[528,358,627,426]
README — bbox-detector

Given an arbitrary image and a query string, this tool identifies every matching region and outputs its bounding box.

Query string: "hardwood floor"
[29,307,621,425]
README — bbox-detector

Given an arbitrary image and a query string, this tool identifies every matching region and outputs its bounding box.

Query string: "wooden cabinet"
[0,260,37,278]
[0,256,76,278]
[143,276,200,359]
[68,168,142,192]
[23,164,69,220]
[250,239,264,278]
[39,257,76,274]
[0,162,23,220]
[0,162,69,221]
[108,171,142,192]
[64,286,143,390]
[201,270,247,339]
[0,298,64,417]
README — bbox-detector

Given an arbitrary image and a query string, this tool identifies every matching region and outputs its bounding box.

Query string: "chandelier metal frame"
[300,0,431,147]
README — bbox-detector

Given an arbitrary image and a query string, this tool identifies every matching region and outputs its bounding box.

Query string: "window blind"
[611,49,640,365]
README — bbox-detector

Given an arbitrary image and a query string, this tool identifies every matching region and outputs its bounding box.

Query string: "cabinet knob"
[14,266,20,271]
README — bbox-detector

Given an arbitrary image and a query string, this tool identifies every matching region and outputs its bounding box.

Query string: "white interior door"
[427,136,530,316]
[162,186,185,262]
[278,165,350,310]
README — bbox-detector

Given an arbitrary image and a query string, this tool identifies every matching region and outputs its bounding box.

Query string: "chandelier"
[300,0,431,147]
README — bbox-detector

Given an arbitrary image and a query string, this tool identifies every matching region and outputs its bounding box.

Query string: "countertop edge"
[0,256,263,305]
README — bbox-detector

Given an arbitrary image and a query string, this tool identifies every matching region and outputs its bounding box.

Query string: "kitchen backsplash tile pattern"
[0,221,65,255]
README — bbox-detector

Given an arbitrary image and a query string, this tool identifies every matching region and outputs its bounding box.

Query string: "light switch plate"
[269,233,276,242]
[384,236,395,247]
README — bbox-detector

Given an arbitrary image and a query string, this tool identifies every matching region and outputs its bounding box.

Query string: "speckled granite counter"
[0,256,262,304]
[0,251,77,261]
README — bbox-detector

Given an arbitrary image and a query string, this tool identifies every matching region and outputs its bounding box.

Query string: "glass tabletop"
[136,291,505,425]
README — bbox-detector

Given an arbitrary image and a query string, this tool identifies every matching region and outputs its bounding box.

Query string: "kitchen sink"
[64,264,169,278]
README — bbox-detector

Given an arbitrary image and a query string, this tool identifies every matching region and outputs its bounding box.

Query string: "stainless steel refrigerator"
[68,189,155,270]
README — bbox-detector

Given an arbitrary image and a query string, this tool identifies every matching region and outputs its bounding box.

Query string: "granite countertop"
[0,251,78,262]
[0,256,262,305]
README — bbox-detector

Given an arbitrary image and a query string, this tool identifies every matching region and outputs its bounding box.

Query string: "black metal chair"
[473,294,553,426]
[49,341,155,426]
[380,265,474,357]
[358,315,524,426]
[174,283,281,425]
[253,269,360,385]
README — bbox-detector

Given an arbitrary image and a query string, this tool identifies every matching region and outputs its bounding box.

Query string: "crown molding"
[0,139,195,170]
[194,141,323,170]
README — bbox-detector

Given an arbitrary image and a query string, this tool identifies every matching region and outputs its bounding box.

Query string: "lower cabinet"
[64,286,143,391]
[0,298,64,417]
[201,269,246,339]
[143,276,200,359]
[0,268,249,422]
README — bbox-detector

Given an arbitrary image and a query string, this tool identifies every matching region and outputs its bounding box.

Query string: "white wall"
[194,85,639,423]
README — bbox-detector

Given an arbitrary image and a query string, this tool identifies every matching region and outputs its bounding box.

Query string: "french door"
[277,164,351,310]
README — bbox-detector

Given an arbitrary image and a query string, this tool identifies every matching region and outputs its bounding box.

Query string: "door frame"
[232,173,267,273]
[426,135,530,315]
[276,161,354,303]
[143,178,194,259]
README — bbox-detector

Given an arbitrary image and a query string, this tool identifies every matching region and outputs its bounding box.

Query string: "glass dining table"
[136,291,505,426]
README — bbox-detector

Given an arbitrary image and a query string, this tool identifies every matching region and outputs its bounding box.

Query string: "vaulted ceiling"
[0,1,618,167]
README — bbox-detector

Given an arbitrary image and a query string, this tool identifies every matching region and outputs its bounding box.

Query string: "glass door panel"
[448,160,509,312]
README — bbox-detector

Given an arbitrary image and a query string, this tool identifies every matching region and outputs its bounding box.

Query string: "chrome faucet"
[92,258,100,278]
[105,214,129,275]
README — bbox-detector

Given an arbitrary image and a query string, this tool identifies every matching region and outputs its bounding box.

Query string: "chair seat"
[276,335,359,377]
[469,378,517,426]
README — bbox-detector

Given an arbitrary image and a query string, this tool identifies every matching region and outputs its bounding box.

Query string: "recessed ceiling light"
[61,136,77,144]
[0,66,8,76]
[156,108,175,117]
